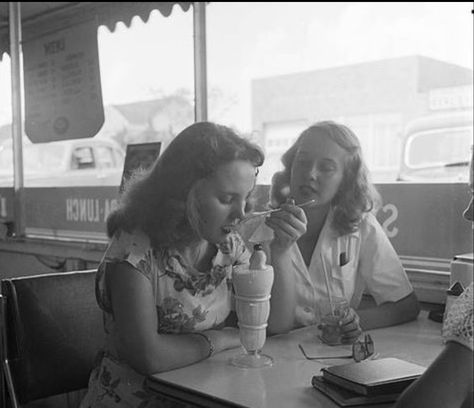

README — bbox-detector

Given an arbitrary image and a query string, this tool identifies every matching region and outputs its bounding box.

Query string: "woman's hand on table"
[208,327,241,353]
[339,308,363,344]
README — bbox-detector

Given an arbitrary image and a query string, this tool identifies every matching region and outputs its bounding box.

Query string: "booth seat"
[1,269,103,407]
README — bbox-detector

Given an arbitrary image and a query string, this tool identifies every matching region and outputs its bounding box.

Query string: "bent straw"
[320,253,335,316]
[240,199,316,223]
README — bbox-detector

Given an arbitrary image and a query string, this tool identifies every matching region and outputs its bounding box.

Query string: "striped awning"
[0,2,193,60]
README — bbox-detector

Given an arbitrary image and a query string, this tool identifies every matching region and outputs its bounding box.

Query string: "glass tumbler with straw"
[318,253,349,345]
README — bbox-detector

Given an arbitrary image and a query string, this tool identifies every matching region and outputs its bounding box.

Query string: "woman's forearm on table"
[394,342,473,408]
[121,328,241,375]
[108,263,241,375]
[267,247,298,335]
[357,291,420,330]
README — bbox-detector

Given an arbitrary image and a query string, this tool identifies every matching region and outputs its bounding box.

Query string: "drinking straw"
[320,253,335,316]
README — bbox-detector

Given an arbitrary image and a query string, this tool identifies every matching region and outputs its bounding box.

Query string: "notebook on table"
[319,357,426,397]
[312,375,401,407]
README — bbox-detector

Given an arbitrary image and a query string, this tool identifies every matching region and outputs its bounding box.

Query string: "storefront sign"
[429,86,473,111]
[0,184,471,259]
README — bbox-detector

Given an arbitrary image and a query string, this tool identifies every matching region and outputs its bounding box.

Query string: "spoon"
[240,199,316,223]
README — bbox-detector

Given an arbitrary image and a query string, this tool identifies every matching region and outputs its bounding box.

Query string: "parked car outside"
[0,137,125,187]
[397,111,473,182]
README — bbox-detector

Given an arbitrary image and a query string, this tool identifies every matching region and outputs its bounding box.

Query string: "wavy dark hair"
[107,122,264,248]
[270,121,381,235]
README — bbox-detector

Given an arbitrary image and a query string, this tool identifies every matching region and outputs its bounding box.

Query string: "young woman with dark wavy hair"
[81,122,264,408]
[247,121,419,338]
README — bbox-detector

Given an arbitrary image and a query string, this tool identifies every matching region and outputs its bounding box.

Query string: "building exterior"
[251,55,473,183]
[111,93,193,151]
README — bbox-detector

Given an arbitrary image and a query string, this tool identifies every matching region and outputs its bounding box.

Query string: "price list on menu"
[22,20,104,143]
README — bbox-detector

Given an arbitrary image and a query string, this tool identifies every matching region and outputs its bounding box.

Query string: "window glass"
[206,2,473,184]
[72,147,94,169]
[0,3,472,187]
[95,146,115,169]
[96,8,194,155]
[24,144,65,173]
[0,143,65,173]
[113,147,125,168]
[0,142,13,174]
[407,129,472,168]
[0,5,193,186]
[0,57,11,136]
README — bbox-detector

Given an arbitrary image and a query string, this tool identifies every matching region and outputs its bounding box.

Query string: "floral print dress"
[80,228,250,408]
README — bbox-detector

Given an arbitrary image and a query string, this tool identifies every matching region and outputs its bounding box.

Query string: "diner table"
[145,311,443,408]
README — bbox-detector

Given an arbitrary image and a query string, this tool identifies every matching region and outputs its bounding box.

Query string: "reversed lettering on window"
[66,198,118,223]
[380,203,399,238]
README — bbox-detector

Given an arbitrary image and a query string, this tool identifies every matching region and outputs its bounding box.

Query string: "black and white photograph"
[0,3,472,408]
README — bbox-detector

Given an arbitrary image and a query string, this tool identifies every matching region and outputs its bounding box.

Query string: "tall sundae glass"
[230,244,274,368]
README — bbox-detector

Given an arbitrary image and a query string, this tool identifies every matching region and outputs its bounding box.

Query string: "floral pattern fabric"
[80,229,250,408]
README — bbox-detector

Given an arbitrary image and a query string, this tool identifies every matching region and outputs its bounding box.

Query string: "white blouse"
[246,210,414,326]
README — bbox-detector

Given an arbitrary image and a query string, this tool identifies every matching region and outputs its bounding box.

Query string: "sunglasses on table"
[298,334,376,363]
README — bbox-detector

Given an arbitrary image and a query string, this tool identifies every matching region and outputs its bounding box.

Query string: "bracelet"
[195,331,215,358]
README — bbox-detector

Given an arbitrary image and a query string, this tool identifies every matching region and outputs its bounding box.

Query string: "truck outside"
[398,111,473,182]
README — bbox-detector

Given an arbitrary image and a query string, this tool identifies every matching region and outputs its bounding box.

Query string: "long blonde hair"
[270,121,381,235]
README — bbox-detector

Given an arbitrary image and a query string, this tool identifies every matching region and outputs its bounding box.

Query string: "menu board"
[22,19,104,143]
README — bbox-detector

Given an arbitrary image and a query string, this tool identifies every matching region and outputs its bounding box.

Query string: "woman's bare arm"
[265,204,308,335]
[107,262,240,375]
[357,291,420,330]
[394,341,473,408]
[267,241,298,334]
